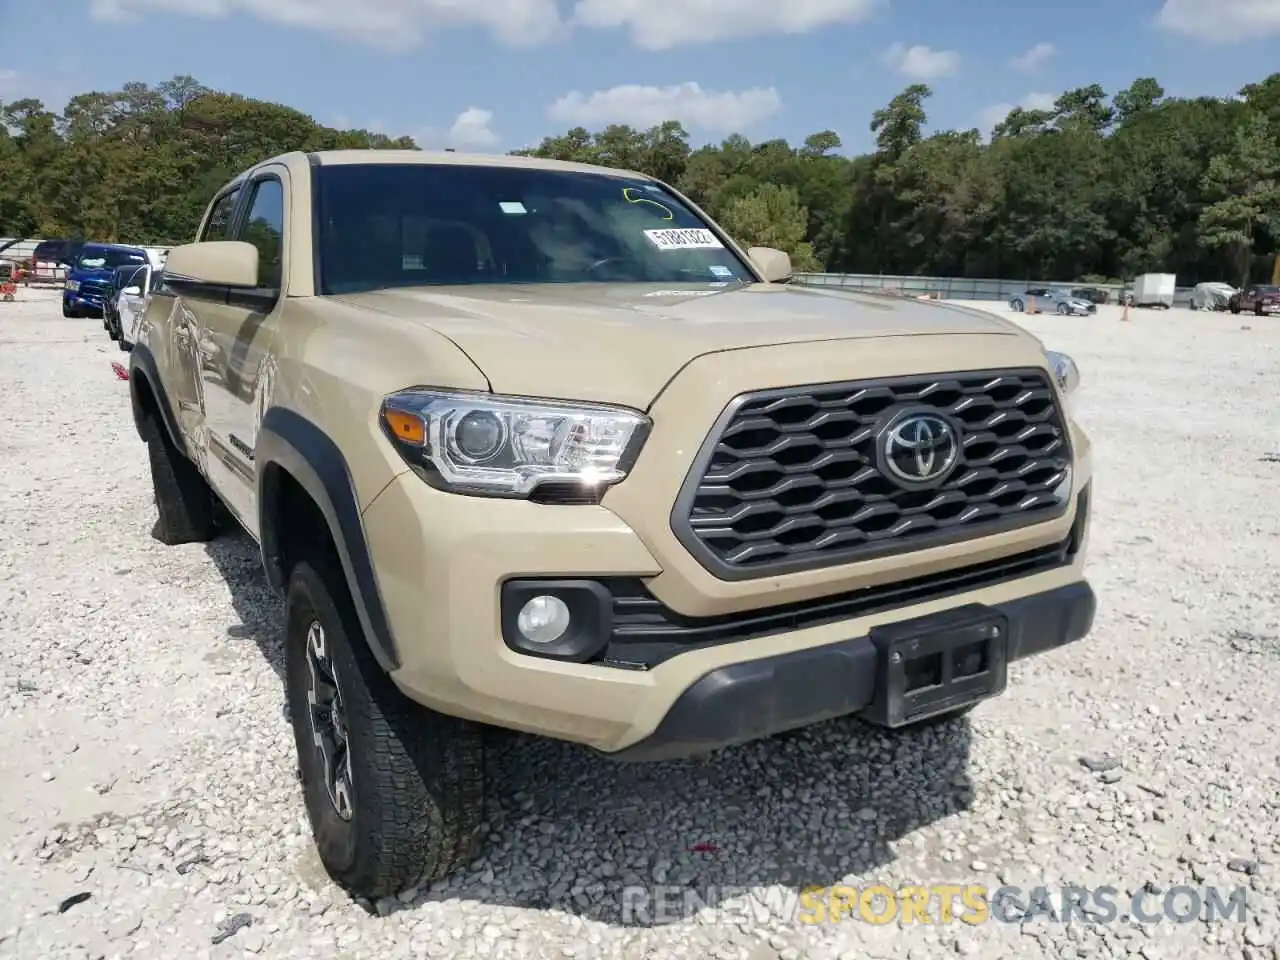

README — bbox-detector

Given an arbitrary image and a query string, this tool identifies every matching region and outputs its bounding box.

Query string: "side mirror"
[747,246,792,283]
[123,286,142,296]
[164,240,259,288]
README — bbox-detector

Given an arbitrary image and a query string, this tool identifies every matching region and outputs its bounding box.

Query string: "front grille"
[671,368,1072,580]
[601,485,1087,668]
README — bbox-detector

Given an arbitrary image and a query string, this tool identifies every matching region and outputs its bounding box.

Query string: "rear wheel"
[285,556,486,900]
[1010,299,1024,312]
[1057,303,1070,315]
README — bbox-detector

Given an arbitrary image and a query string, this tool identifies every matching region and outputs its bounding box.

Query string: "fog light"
[516,595,571,644]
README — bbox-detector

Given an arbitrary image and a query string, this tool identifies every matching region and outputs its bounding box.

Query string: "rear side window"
[201,189,240,242]
[235,178,284,289]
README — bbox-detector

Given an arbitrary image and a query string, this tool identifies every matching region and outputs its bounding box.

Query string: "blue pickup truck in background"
[62,243,152,318]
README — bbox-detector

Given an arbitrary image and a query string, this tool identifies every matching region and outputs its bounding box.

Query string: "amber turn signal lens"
[382,409,426,446]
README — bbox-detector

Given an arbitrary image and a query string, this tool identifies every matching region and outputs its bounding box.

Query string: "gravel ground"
[1,288,1278,960]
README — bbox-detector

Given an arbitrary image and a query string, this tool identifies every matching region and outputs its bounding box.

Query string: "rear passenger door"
[198,169,287,536]
[161,185,241,458]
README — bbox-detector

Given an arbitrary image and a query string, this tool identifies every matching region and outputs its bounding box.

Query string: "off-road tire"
[285,557,486,900]
[146,426,217,544]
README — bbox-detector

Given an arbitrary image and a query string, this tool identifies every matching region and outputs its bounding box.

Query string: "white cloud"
[572,0,881,49]
[881,42,961,79]
[977,92,1057,134]
[87,0,563,49]
[1010,41,1055,72]
[411,107,501,150]
[90,0,887,49]
[1156,0,1280,40]
[547,82,781,134]
[446,107,499,149]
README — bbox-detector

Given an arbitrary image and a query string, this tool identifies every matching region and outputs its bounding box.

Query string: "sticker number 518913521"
[643,228,724,250]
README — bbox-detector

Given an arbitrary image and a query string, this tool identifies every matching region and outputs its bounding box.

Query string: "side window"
[201,189,240,242]
[237,178,284,289]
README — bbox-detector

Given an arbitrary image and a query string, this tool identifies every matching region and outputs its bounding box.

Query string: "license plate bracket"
[861,604,1009,728]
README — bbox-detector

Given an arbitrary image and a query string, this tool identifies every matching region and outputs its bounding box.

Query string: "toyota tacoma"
[127,150,1095,900]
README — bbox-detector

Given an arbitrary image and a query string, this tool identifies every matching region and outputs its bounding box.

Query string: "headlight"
[379,389,650,499]
[1045,350,1080,415]
[65,279,79,292]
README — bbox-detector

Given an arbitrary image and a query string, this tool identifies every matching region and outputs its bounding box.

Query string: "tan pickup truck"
[127,149,1095,900]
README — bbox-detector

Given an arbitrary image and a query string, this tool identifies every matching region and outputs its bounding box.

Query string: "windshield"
[78,247,147,270]
[315,163,755,294]
[32,241,72,262]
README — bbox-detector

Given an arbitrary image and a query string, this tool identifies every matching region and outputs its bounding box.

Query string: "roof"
[276,149,651,181]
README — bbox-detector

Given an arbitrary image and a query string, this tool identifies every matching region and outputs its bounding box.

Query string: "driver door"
[196,170,287,536]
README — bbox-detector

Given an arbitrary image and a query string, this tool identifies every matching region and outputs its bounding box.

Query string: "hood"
[72,265,115,279]
[330,282,1019,410]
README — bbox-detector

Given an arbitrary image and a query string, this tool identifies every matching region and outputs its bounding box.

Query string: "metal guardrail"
[791,272,1196,307]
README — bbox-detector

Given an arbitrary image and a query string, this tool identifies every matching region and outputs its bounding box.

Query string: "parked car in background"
[31,239,85,284]
[62,243,149,318]
[1070,286,1110,305]
[1009,288,1097,316]
[1190,282,1236,312]
[117,263,160,350]
[104,262,148,342]
[1228,284,1280,316]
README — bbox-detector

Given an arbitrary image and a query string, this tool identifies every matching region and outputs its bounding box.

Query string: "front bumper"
[364,469,1093,757]
[611,580,1094,761]
[65,291,106,315]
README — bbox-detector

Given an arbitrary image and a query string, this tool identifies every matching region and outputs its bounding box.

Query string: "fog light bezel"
[500,579,613,662]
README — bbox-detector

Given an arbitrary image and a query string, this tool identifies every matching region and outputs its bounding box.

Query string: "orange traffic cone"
[1027,296,1036,314]
[1121,301,1130,322]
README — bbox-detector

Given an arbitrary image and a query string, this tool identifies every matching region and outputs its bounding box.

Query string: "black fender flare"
[128,342,183,449]
[255,407,400,672]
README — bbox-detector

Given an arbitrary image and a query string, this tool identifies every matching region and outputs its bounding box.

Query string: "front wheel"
[62,300,80,319]
[1010,299,1024,312]
[285,557,486,900]
[1230,304,1241,314]
[1057,303,1070,315]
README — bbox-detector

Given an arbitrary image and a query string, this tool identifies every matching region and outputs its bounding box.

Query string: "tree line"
[2,73,1277,285]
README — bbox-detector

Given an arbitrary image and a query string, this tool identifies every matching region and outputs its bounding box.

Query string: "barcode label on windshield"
[643,228,724,250]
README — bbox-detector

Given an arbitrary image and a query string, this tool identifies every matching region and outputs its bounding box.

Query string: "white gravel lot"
[1,287,1278,960]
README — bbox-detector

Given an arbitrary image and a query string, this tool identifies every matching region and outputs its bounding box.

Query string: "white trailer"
[1132,273,1176,309]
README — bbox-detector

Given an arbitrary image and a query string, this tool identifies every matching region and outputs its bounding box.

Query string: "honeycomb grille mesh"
[673,369,1072,577]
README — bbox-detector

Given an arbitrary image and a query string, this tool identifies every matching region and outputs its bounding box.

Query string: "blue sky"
[1,0,1275,155]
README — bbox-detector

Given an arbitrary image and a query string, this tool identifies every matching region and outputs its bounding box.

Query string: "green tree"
[1198,113,1280,286]
[717,183,820,271]
[4,70,1279,287]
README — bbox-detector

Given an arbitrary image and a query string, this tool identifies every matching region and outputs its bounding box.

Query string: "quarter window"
[201,189,240,242]
[237,178,284,289]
